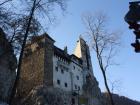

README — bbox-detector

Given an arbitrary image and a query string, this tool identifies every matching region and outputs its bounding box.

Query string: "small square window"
[61,69,64,73]
[78,86,80,90]
[65,83,68,87]
[72,98,75,104]
[76,75,79,80]
[55,66,58,71]
[57,79,60,85]
[75,85,77,89]
[73,66,75,69]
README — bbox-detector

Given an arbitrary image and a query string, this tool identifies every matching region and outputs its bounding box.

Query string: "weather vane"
[124,1,140,52]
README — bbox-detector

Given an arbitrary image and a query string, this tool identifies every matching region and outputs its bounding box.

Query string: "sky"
[44,0,140,101]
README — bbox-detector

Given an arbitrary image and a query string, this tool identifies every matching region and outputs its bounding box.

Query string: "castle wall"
[17,34,55,98]
[44,36,55,86]
[53,55,71,91]
[17,43,45,98]
[53,55,83,94]
[70,62,83,94]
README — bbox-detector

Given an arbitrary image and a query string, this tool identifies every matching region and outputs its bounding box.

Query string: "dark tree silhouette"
[8,0,67,104]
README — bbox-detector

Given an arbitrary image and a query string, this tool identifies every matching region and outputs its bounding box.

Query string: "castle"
[17,33,103,105]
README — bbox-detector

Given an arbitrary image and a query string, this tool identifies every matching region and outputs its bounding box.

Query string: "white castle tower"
[74,36,94,80]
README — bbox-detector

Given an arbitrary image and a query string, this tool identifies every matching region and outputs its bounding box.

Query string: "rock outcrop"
[83,74,104,105]
[0,28,17,102]
[20,86,71,105]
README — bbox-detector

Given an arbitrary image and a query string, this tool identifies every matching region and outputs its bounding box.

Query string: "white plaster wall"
[74,40,82,58]
[70,62,83,94]
[53,56,84,94]
[53,56,72,91]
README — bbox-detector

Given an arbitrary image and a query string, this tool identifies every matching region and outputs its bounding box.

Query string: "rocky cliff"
[0,28,17,102]
[19,86,71,105]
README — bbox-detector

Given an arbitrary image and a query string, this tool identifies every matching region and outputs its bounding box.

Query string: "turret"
[74,36,93,75]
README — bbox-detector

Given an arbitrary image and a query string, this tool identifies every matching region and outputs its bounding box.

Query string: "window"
[57,79,60,85]
[73,66,75,69]
[61,69,64,73]
[76,75,79,80]
[78,86,80,90]
[65,67,69,72]
[64,82,68,87]
[71,98,75,105]
[55,66,58,71]
[75,85,77,89]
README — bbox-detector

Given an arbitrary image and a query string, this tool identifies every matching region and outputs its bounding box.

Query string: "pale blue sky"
[46,0,140,101]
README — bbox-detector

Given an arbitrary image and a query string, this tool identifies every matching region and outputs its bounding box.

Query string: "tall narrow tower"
[74,36,93,75]
[74,36,103,105]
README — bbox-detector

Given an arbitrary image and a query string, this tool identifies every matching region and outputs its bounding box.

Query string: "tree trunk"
[101,69,114,105]
[95,41,115,105]
[9,0,37,104]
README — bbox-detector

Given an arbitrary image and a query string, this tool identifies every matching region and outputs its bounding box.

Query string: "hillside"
[103,93,140,105]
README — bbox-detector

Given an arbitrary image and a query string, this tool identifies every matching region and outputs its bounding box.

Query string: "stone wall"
[16,45,45,99]
[16,34,55,100]
[21,86,72,105]
[44,36,55,86]
[83,76,104,105]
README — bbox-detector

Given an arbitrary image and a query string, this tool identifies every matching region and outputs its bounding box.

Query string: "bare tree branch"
[82,12,121,105]
[0,0,12,6]
[7,0,68,104]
